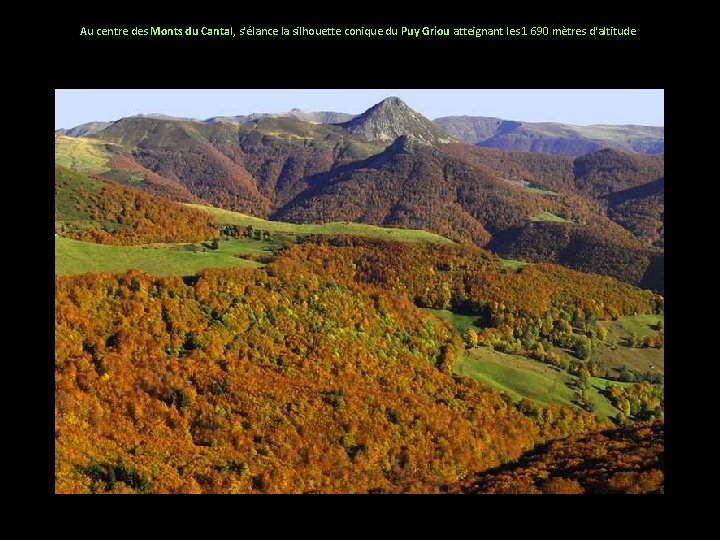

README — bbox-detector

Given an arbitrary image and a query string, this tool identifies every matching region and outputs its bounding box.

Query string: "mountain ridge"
[57,100,664,157]
[57,110,356,136]
[434,115,664,156]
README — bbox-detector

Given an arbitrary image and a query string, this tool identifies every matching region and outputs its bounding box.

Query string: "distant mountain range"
[58,100,663,157]
[55,97,663,291]
[57,110,355,137]
[207,109,355,125]
[434,116,664,156]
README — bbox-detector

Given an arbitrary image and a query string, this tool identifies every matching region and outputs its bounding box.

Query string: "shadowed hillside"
[452,421,663,494]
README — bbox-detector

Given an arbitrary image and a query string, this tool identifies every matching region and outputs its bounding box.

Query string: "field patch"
[595,314,664,376]
[602,314,663,339]
[455,347,578,407]
[524,185,560,196]
[454,347,626,418]
[56,237,262,277]
[422,308,482,333]
[499,258,528,270]
[532,211,572,222]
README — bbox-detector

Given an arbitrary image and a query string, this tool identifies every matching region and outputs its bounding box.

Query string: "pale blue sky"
[55,89,664,129]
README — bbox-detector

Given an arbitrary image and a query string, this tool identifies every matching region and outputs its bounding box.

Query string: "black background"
[26,3,681,516]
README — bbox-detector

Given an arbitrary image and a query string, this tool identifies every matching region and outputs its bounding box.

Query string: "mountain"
[607,177,664,247]
[58,110,356,138]
[59,106,663,157]
[433,116,517,144]
[56,121,114,137]
[273,139,663,291]
[434,116,664,156]
[573,149,665,246]
[573,148,664,197]
[274,135,539,245]
[338,97,457,144]
[442,145,665,247]
[207,109,355,125]
[89,114,388,216]
[487,221,664,292]
[56,114,199,137]
[61,98,663,290]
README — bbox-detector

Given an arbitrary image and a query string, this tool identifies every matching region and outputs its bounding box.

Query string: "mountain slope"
[573,148,664,198]
[607,178,664,247]
[273,137,664,289]
[442,145,665,248]
[274,136,552,245]
[434,116,664,156]
[487,221,664,292]
[55,165,216,245]
[57,231,659,493]
[91,117,274,214]
[91,115,389,216]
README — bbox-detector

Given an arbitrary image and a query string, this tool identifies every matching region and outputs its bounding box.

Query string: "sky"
[55,89,664,130]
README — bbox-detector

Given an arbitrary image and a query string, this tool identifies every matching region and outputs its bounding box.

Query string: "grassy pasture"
[188,204,454,244]
[55,237,263,277]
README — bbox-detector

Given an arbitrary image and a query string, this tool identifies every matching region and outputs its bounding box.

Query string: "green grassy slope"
[55,165,105,230]
[55,135,113,174]
[532,211,572,223]
[454,348,629,418]
[499,258,528,270]
[524,185,560,196]
[56,237,262,277]
[422,309,481,333]
[455,348,577,407]
[602,314,663,338]
[423,307,635,417]
[187,204,454,244]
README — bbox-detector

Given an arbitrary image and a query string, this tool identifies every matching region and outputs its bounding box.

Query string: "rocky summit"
[337,96,457,145]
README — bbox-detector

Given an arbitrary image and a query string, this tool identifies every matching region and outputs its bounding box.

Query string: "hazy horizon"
[55,89,664,130]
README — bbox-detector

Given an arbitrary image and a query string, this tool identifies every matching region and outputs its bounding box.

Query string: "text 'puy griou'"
[400,27,450,37]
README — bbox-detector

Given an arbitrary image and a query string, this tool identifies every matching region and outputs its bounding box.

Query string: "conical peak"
[340,97,456,145]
